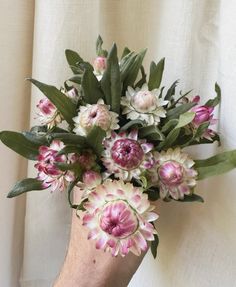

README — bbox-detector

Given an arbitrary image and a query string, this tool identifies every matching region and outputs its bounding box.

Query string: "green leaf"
[81,68,105,104]
[139,125,165,141]
[166,102,196,119]
[67,178,81,209]
[164,80,179,101]
[96,35,108,57]
[120,119,144,131]
[145,187,160,201]
[158,128,180,149]
[101,43,121,113]
[195,150,236,180]
[121,47,131,59]
[65,49,84,74]
[29,79,77,126]
[175,112,195,129]
[7,178,45,198]
[205,82,221,107]
[122,49,147,90]
[22,131,49,145]
[47,133,86,146]
[151,234,159,259]
[120,52,136,81]
[161,119,178,133]
[57,145,81,155]
[134,66,147,88]
[68,75,82,85]
[0,131,40,160]
[86,126,106,156]
[148,58,165,90]
[177,194,204,203]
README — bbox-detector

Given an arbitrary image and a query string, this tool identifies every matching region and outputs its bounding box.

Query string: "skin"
[54,188,147,287]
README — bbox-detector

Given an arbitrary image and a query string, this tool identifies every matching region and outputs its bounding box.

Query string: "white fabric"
[1,0,236,286]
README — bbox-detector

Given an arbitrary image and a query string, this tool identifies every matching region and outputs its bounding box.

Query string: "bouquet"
[1,36,236,258]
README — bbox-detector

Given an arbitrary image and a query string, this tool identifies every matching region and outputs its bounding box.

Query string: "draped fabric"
[1,1,236,286]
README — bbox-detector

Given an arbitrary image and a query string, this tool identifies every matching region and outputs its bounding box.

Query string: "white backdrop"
[0,1,236,286]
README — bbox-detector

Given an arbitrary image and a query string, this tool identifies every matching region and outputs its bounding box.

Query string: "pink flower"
[82,170,102,189]
[102,130,154,181]
[149,148,197,200]
[73,99,119,136]
[93,56,106,74]
[82,180,158,256]
[36,98,62,128]
[35,140,76,192]
[192,105,216,127]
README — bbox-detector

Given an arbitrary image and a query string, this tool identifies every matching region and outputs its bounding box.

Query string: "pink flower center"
[111,139,144,170]
[100,201,138,238]
[158,161,183,186]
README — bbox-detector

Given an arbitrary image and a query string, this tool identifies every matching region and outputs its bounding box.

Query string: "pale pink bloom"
[73,99,119,136]
[35,140,76,192]
[82,180,158,257]
[102,130,154,181]
[149,148,197,200]
[93,56,106,74]
[121,84,168,125]
[82,170,102,189]
[36,98,62,128]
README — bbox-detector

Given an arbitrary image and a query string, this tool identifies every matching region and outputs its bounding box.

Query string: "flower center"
[80,105,111,131]
[100,201,138,238]
[132,91,157,113]
[111,139,144,170]
[158,161,184,186]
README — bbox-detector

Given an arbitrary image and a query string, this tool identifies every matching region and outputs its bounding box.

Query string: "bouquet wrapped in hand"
[1,36,236,258]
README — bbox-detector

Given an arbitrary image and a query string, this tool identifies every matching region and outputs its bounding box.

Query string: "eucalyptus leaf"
[7,178,45,198]
[195,150,236,180]
[86,126,106,156]
[57,145,81,155]
[65,49,84,74]
[139,126,165,141]
[148,58,165,90]
[177,194,204,203]
[123,49,147,90]
[96,35,108,57]
[101,43,121,113]
[120,119,144,131]
[164,80,179,101]
[166,102,196,119]
[0,131,40,160]
[175,112,195,129]
[205,82,221,107]
[151,234,159,259]
[29,79,77,126]
[158,128,180,149]
[81,68,105,104]
[161,119,178,133]
[47,133,86,146]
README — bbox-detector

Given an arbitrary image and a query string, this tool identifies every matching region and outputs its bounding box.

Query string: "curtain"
[1,0,236,286]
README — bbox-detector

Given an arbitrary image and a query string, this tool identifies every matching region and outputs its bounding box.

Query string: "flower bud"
[82,170,102,189]
[192,105,214,127]
[131,90,157,113]
[93,56,106,74]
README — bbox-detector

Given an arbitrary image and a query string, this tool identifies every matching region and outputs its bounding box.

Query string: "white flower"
[121,84,168,125]
[73,99,119,136]
[149,148,198,200]
[82,180,158,257]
